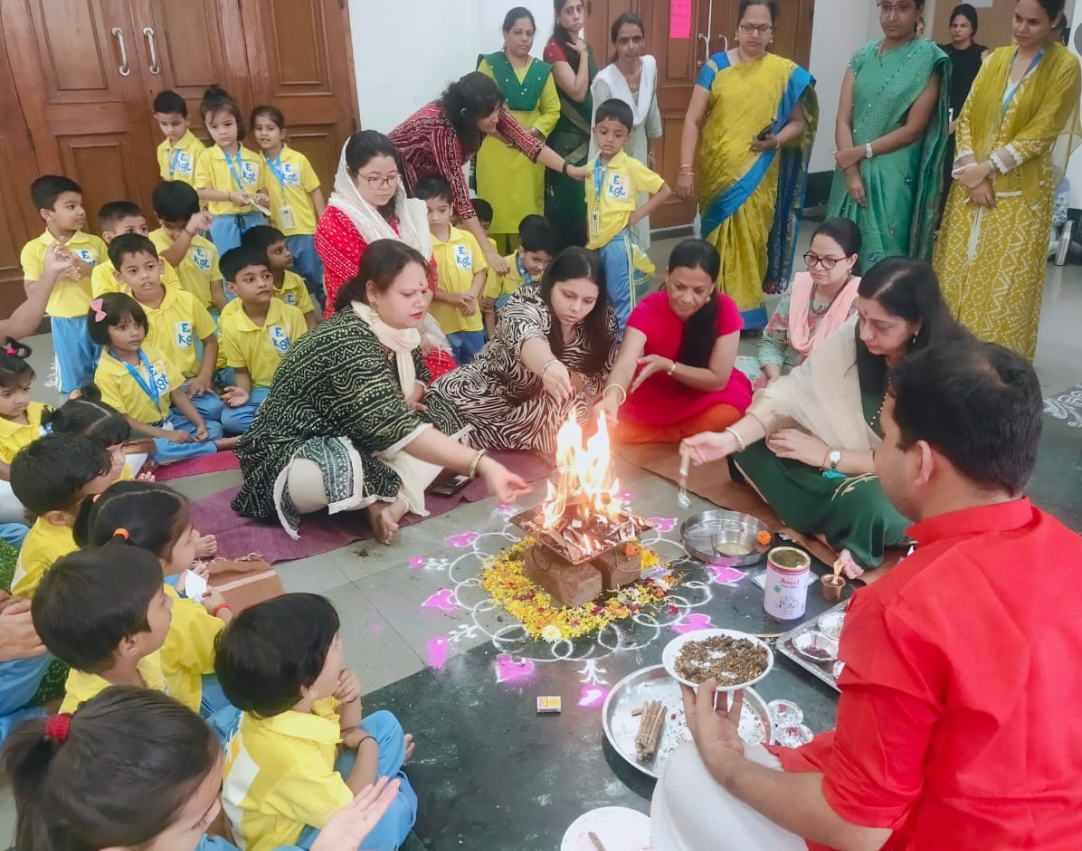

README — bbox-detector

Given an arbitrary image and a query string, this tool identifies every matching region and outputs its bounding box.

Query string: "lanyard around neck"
[168,146,185,178]
[113,349,160,407]
[222,148,246,190]
[1003,49,1043,116]
[264,150,287,187]
[593,158,610,200]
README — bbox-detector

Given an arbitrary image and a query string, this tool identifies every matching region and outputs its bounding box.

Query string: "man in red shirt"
[653,339,1082,851]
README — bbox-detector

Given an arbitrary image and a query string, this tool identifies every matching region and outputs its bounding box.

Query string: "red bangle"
[211,603,232,617]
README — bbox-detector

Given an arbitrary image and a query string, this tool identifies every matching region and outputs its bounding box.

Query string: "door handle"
[717,35,730,53]
[697,33,710,67]
[143,27,160,75]
[111,27,131,76]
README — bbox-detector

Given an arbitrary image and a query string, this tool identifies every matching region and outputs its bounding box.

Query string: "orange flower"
[757,530,773,546]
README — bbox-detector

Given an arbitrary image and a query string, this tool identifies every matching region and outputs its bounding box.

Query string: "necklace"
[867,375,892,429]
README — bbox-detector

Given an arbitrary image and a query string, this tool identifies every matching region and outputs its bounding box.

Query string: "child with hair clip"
[74,480,225,719]
[0,685,403,851]
[194,86,270,255]
[0,339,46,535]
[44,389,149,480]
[88,292,238,465]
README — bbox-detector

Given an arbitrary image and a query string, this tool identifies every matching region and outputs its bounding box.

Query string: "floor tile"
[332,581,427,694]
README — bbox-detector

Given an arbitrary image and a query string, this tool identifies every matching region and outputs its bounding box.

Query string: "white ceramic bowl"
[661,628,775,692]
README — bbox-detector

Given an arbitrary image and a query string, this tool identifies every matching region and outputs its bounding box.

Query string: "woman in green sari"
[544,0,598,250]
[828,0,951,266]
[676,0,818,331]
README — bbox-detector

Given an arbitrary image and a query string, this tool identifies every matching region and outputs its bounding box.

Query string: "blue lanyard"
[1003,49,1042,116]
[516,254,534,285]
[168,147,185,178]
[222,148,247,191]
[593,158,609,201]
[113,350,160,407]
[265,152,288,188]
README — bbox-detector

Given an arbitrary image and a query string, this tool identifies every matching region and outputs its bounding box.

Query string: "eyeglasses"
[358,173,399,189]
[878,2,915,17]
[739,23,774,35]
[803,252,847,270]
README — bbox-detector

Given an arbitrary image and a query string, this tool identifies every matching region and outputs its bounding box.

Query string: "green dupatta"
[479,52,553,111]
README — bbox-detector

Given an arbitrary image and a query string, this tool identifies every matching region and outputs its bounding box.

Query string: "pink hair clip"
[90,298,107,322]
[5,348,15,356]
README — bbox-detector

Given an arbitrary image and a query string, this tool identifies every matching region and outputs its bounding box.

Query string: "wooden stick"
[588,831,606,851]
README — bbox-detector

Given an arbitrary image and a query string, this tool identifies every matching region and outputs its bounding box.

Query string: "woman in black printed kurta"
[430,247,618,452]
[233,240,530,542]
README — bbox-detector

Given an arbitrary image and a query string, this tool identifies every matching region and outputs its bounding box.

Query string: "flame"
[539,413,624,531]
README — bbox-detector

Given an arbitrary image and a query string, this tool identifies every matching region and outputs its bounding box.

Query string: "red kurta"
[771,498,1082,851]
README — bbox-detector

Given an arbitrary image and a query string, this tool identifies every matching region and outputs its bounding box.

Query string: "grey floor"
[2,227,1079,843]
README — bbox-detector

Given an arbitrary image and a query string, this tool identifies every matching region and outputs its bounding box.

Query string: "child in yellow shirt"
[241,226,318,329]
[153,90,206,187]
[31,544,172,713]
[251,105,326,307]
[481,214,557,335]
[19,176,106,395]
[75,480,234,719]
[0,341,47,534]
[418,177,488,365]
[218,246,308,434]
[216,594,417,851]
[91,201,181,298]
[150,181,226,312]
[9,435,119,598]
[194,86,269,255]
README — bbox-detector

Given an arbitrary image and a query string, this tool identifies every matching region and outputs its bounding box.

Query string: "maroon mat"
[190,450,553,564]
[156,451,241,482]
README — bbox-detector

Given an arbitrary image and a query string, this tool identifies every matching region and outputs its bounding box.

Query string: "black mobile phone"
[429,474,471,498]
[756,121,776,141]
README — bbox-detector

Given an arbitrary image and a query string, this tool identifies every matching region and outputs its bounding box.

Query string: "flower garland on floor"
[481,536,680,642]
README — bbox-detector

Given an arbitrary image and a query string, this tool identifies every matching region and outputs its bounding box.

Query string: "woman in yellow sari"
[934,0,1081,360]
[676,0,817,330]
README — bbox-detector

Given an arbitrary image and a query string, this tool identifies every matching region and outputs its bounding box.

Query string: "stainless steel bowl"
[680,509,772,568]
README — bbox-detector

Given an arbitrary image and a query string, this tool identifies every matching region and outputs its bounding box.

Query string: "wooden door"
[718,0,815,68]
[1,0,162,236]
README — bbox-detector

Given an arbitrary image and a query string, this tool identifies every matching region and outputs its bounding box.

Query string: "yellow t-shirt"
[148,228,222,310]
[274,270,315,316]
[160,583,225,713]
[430,226,487,335]
[584,150,666,250]
[60,651,166,714]
[94,345,182,426]
[20,230,107,318]
[11,518,76,599]
[218,298,307,388]
[223,697,353,851]
[483,253,536,300]
[262,146,321,236]
[157,130,206,186]
[91,258,180,299]
[194,145,268,217]
[0,401,47,465]
[138,286,217,379]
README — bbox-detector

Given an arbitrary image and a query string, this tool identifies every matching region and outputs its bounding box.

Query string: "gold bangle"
[604,383,627,405]
[724,426,747,452]
[468,448,488,479]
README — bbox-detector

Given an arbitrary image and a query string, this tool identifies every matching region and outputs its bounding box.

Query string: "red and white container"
[763,546,811,620]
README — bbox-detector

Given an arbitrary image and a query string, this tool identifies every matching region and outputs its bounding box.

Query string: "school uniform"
[90,258,181,299]
[59,650,165,714]
[149,228,223,312]
[484,252,538,310]
[20,230,107,393]
[218,298,307,434]
[430,226,488,364]
[160,584,230,716]
[94,344,222,464]
[0,401,46,527]
[157,129,206,187]
[222,698,417,851]
[274,270,315,317]
[194,146,267,254]
[11,518,76,599]
[0,651,54,742]
[585,150,664,331]
[262,145,324,298]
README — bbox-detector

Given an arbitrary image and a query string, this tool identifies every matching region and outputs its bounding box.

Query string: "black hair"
[739,0,780,22]
[0,339,34,390]
[215,593,341,718]
[97,201,145,232]
[220,245,271,285]
[200,85,246,142]
[152,181,202,224]
[890,339,1042,494]
[41,394,130,449]
[86,292,148,347]
[241,224,287,254]
[414,175,454,205]
[343,130,406,221]
[441,72,504,153]
[503,6,536,31]
[667,239,722,369]
[335,239,429,313]
[153,90,188,117]
[595,98,634,132]
[74,480,190,560]
[30,175,82,212]
[1,686,218,851]
[811,217,862,272]
[520,216,558,255]
[541,247,613,374]
[611,11,645,45]
[855,257,962,396]
[1033,0,1066,21]
[32,545,164,674]
[552,0,585,73]
[950,3,979,32]
[472,198,494,223]
[251,104,286,130]
[10,434,111,516]
[106,233,158,269]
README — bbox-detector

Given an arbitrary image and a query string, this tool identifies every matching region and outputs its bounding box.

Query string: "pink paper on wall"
[670,0,693,40]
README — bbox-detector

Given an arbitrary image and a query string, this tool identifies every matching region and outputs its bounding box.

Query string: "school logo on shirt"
[191,247,211,272]
[150,360,171,395]
[74,248,98,266]
[241,161,258,185]
[283,292,297,305]
[280,162,301,186]
[175,151,192,175]
[607,174,629,201]
[175,321,193,349]
[268,325,290,354]
[453,245,472,271]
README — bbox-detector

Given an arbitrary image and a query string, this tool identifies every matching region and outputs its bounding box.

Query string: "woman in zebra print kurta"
[430,247,618,453]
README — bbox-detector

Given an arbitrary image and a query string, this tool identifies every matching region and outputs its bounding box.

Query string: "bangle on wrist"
[211,603,232,617]
[724,427,747,453]
[561,160,570,175]
[468,448,488,479]
[667,360,678,376]
[604,383,627,405]
[864,142,874,159]
[540,357,559,377]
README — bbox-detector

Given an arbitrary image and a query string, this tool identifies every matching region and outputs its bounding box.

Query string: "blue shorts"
[598,229,638,335]
[0,653,53,742]
[221,386,270,434]
[50,315,98,394]
[445,330,486,366]
[150,410,223,465]
[286,234,326,306]
[209,211,266,256]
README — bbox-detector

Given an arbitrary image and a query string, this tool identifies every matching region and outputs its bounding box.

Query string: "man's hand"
[681,680,747,781]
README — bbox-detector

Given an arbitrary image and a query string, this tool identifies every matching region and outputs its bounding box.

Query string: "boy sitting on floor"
[241,225,318,329]
[481,214,557,336]
[91,201,180,298]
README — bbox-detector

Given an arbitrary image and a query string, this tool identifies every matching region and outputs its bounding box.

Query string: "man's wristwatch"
[827,449,842,473]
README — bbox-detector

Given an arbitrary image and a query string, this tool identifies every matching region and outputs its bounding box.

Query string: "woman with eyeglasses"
[934,0,1081,361]
[756,218,862,382]
[676,0,818,332]
[827,0,950,267]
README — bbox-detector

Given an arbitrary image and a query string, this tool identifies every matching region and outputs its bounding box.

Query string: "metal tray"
[776,600,851,692]
[602,664,773,779]
[680,509,771,568]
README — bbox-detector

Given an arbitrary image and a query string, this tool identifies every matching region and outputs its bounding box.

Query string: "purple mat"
[191,450,553,564]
